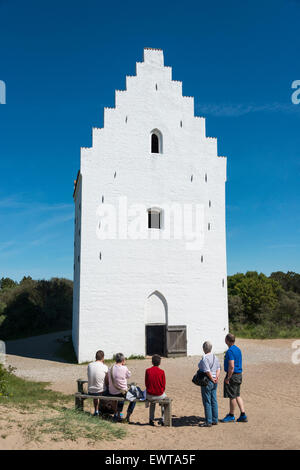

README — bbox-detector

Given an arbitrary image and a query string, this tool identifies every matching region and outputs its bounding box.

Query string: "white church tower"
[72,48,228,363]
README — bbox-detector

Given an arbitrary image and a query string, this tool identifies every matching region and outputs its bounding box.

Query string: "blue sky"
[0,0,300,281]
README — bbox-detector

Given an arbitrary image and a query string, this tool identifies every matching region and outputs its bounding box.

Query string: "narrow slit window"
[148,208,162,229]
[151,133,159,153]
[150,129,162,154]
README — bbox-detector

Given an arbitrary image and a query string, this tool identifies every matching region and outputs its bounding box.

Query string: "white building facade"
[72,48,228,363]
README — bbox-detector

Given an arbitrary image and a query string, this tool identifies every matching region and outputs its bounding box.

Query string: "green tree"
[19,276,33,286]
[0,278,17,290]
[228,271,282,324]
[270,271,300,295]
[273,291,300,326]
[228,295,246,324]
[0,277,73,340]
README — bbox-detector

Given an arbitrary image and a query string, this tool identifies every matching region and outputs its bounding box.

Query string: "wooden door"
[166,325,187,357]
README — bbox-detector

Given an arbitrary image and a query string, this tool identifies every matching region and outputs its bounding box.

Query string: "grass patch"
[2,369,70,409]
[231,322,300,339]
[26,408,126,443]
[127,355,145,360]
[0,365,126,444]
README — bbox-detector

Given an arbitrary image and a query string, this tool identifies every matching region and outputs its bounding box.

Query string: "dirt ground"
[1,332,300,450]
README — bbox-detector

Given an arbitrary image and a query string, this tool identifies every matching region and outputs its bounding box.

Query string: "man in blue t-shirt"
[221,333,248,423]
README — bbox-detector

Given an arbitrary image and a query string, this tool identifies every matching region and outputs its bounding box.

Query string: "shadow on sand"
[171,415,205,427]
[5,330,74,364]
[133,415,205,427]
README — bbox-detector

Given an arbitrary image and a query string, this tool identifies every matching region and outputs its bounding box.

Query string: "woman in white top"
[198,341,221,427]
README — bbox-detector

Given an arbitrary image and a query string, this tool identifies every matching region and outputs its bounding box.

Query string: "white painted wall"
[72,48,228,363]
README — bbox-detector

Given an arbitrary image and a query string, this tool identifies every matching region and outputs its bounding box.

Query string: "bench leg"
[75,394,84,412]
[164,402,172,427]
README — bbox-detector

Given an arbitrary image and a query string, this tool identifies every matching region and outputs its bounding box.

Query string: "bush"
[0,277,73,340]
[228,271,282,324]
[228,295,246,324]
[273,291,300,327]
[270,271,300,295]
[228,271,300,338]
[0,363,15,397]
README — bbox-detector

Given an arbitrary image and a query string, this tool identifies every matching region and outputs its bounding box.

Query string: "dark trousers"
[112,393,136,415]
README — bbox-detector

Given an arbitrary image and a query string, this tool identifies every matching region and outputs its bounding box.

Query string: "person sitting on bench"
[108,353,136,423]
[87,350,108,416]
[145,354,167,426]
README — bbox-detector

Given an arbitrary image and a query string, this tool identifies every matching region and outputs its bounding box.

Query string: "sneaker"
[158,419,165,426]
[149,420,155,426]
[113,414,122,423]
[199,422,212,427]
[237,414,248,423]
[221,414,235,423]
[93,411,99,417]
[212,422,218,425]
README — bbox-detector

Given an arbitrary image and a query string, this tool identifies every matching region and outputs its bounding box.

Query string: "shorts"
[224,373,242,399]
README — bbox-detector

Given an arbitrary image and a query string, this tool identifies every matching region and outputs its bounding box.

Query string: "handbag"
[192,370,210,387]
[192,354,216,387]
[99,400,116,415]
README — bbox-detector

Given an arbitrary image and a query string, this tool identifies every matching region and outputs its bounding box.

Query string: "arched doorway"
[145,291,167,356]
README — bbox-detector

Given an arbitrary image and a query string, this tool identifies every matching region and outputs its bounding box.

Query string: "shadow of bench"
[75,379,172,427]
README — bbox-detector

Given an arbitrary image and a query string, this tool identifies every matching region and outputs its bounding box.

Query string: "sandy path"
[1,333,300,450]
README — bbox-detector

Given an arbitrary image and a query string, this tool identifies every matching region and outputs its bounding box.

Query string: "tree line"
[0,271,300,340]
[228,271,300,338]
[0,276,73,340]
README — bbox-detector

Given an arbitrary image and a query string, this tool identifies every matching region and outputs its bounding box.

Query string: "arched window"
[150,129,162,154]
[151,133,159,153]
[148,208,162,229]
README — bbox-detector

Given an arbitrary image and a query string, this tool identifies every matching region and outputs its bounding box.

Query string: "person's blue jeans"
[201,381,218,425]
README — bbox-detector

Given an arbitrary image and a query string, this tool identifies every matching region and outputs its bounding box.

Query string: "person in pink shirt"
[108,352,136,422]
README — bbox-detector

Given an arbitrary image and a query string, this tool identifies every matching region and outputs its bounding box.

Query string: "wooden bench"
[75,379,172,426]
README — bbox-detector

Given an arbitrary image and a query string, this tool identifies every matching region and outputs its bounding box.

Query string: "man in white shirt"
[87,350,108,416]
